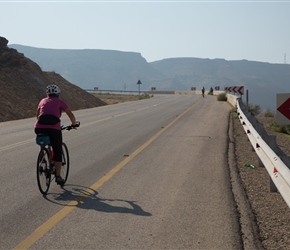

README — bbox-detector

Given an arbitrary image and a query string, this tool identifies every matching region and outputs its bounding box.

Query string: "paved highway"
[0,94,242,249]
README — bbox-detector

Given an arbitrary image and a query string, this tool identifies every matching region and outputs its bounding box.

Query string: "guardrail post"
[258,158,264,167]
[280,155,290,170]
[270,178,278,192]
[265,135,278,152]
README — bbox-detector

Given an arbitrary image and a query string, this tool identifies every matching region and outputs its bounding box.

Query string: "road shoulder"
[228,111,264,249]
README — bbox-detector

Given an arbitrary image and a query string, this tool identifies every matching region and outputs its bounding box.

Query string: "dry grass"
[92,93,151,105]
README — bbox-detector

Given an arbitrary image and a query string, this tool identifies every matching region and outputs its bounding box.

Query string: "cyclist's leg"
[49,129,65,185]
[48,129,62,173]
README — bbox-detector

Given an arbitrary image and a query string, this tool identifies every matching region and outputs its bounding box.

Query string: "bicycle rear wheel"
[61,143,70,183]
[36,148,52,195]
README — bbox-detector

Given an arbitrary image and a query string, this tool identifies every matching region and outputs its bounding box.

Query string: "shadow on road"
[44,184,152,217]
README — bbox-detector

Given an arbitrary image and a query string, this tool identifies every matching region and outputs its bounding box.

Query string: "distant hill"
[0,37,106,122]
[152,58,290,111]
[9,44,162,91]
[9,44,290,111]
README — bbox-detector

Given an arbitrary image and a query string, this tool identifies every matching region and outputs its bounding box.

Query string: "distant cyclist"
[34,84,77,185]
[202,87,205,97]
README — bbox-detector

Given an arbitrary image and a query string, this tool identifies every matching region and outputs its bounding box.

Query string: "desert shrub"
[231,109,239,119]
[217,93,227,101]
[263,109,275,118]
[269,119,290,135]
[141,93,150,99]
[247,104,261,116]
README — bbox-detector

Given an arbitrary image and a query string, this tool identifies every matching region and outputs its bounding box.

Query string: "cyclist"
[202,87,205,97]
[34,84,77,185]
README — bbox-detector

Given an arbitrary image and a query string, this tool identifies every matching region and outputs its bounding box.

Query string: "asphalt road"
[0,94,243,249]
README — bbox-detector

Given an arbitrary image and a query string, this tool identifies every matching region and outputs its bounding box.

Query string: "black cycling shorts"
[35,128,63,162]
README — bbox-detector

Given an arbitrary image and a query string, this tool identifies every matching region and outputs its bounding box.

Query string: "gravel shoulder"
[232,113,290,250]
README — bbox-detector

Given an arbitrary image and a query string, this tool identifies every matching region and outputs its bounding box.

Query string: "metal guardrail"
[236,99,290,208]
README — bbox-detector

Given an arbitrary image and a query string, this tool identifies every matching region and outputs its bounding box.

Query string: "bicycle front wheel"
[36,148,52,195]
[61,143,70,183]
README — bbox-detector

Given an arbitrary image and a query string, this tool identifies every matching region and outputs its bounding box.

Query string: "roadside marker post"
[277,93,290,125]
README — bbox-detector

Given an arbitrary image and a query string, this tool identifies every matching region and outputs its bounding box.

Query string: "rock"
[0,36,8,48]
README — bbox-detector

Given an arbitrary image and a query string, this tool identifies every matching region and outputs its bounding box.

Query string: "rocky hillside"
[0,37,106,122]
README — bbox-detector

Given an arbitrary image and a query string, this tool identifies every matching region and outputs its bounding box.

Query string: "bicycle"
[35,122,80,195]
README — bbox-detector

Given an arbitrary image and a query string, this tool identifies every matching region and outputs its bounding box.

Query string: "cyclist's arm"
[64,108,77,126]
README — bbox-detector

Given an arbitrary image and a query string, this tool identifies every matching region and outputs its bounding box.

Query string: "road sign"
[225,86,244,95]
[233,86,244,95]
[277,93,290,125]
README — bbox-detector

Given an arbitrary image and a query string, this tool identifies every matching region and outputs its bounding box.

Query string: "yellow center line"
[12,104,194,250]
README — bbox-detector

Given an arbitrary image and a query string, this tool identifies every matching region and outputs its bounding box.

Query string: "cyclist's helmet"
[46,84,60,95]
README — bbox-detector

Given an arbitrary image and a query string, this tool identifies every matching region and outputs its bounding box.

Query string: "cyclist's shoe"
[55,176,65,186]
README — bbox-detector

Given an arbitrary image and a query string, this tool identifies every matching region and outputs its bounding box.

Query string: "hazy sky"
[1,0,290,64]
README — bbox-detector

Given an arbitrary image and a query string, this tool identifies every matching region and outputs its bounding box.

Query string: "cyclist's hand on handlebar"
[71,121,80,129]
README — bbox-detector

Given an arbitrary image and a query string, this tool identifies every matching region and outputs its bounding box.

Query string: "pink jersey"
[34,97,68,130]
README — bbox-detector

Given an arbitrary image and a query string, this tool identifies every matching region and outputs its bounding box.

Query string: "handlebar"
[61,121,80,131]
